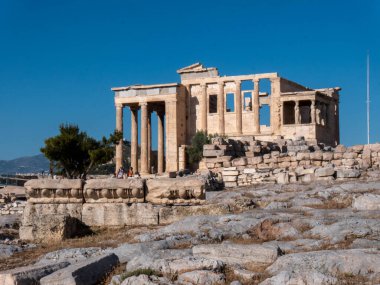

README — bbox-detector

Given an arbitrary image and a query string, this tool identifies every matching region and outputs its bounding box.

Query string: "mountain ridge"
[0,154,49,174]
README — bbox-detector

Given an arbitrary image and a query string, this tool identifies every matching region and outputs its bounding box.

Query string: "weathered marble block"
[24,179,83,204]
[82,203,158,226]
[84,178,145,203]
[146,177,206,205]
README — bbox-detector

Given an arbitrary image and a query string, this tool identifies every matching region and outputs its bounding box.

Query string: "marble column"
[157,109,165,174]
[140,102,148,174]
[253,79,260,133]
[311,100,316,124]
[147,109,152,173]
[200,83,208,132]
[115,104,123,172]
[235,80,242,135]
[130,106,138,172]
[218,81,225,135]
[295,101,300,124]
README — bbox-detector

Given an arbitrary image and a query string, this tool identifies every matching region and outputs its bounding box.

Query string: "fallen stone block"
[315,167,335,177]
[0,262,70,285]
[39,253,119,285]
[146,177,206,205]
[336,169,361,178]
[20,214,86,242]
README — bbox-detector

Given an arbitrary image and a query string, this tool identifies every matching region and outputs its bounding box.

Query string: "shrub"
[120,268,160,281]
[187,130,210,164]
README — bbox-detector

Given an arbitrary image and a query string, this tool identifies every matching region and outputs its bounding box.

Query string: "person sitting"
[117,167,124,179]
[127,167,134,177]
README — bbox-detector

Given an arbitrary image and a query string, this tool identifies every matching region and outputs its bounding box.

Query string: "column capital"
[252,78,260,83]
[217,81,225,87]
[235,79,242,85]
[115,103,123,108]
[139,102,148,107]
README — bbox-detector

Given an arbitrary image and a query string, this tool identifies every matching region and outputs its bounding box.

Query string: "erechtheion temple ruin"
[112,63,340,174]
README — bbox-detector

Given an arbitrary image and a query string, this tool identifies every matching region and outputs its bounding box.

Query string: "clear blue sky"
[0,0,379,160]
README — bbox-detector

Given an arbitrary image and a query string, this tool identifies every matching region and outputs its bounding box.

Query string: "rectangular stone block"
[203,144,216,150]
[343,152,358,159]
[310,151,323,161]
[224,182,237,188]
[322,152,333,161]
[82,203,159,226]
[203,149,225,157]
[222,171,239,176]
[40,254,119,285]
[296,152,310,161]
[342,159,356,166]
[204,156,233,163]
[223,176,238,182]
[223,167,237,171]
[243,168,256,174]
[250,157,263,165]
[0,262,70,285]
[232,157,248,166]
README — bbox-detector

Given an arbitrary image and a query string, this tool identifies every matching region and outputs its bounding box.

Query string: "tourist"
[128,167,134,177]
[116,167,124,179]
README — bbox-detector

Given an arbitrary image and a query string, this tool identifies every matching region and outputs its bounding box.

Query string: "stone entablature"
[24,179,83,204]
[24,177,206,206]
[84,178,145,203]
[146,177,206,205]
[112,62,340,174]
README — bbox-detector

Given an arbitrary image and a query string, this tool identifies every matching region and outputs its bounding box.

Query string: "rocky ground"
[1,173,380,285]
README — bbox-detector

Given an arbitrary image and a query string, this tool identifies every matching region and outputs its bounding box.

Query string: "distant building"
[112,63,340,173]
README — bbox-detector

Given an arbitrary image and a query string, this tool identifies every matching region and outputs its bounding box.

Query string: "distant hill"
[0,154,49,174]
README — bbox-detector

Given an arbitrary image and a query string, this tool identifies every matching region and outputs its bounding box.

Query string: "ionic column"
[140,102,148,174]
[295,101,300,124]
[253,79,260,133]
[147,109,152,173]
[130,106,138,172]
[311,100,316,124]
[218,81,225,135]
[157,109,165,174]
[200,83,207,132]
[235,80,242,135]
[115,104,123,172]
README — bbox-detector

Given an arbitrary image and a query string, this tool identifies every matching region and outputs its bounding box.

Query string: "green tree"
[41,124,122,179]
[186,130,211,164]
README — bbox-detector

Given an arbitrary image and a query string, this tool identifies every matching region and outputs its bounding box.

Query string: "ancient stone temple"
[112,63,340,173]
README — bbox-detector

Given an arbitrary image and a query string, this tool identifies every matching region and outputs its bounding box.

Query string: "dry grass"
[0,225,160,271]
[308,197,353,210]
[224,266,270,285]
[335,272,372,285]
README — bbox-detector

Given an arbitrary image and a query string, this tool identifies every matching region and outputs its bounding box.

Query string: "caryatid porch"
[112,83,187,175]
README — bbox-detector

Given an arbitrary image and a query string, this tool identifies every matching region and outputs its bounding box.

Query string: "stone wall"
[201,137,380,187]
[20,176,207,241]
